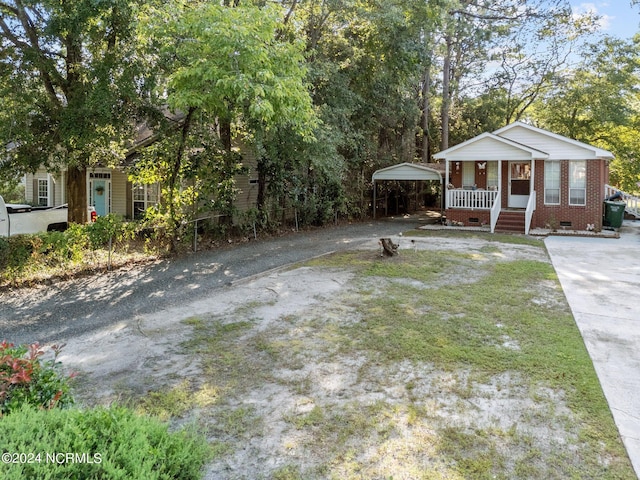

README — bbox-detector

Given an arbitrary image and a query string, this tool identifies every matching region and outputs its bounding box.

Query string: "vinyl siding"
[110,169,128,216]
[25,170,65,206]
[497,126,598,160]
[444,136,534,161]
[233,144,259,213]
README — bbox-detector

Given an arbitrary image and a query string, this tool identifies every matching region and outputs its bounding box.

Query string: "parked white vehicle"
[0,195,96,237]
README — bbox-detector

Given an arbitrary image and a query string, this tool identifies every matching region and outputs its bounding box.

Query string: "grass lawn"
[139,233,635,479]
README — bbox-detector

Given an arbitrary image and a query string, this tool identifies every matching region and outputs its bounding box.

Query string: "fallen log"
[379,238,399,257]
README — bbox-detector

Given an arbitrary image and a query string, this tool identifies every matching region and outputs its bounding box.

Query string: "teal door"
[92,180,108,217]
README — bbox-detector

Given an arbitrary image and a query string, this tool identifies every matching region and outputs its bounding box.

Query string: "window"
[133,183,160,219]
[486,162,498,188]
[462,162,475,187]
[37,179,49,206]
[569,160,586,206]
[544,161,560,205]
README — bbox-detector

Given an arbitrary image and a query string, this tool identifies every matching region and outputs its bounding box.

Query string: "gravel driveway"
[1,217,422,347]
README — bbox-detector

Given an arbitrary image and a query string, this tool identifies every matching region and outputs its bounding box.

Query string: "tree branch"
[0,0,63,109]
[283,0,298,25]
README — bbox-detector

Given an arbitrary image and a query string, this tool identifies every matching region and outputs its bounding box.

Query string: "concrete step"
[495,212,525,233]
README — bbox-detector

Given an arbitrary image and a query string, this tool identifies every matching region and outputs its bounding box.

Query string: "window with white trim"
[486,162,498,188]
[544,160,560,205]
[37,179,49,206]
[132,183,160,219]
[569,160,586,206]
[462,162,475,187]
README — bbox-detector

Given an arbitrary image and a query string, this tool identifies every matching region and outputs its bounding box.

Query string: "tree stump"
[379,238,399,257]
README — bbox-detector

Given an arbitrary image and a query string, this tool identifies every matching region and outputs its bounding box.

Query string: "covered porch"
[433,133,548,234]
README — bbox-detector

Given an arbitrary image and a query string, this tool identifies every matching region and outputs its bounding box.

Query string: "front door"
[508,161,530,208]
[91,180,109,217]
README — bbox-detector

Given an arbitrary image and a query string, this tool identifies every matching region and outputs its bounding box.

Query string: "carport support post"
[373,181,376,219]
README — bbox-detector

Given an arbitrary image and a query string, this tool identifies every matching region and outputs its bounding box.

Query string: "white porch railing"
[605,184,640,218]
[490,192,501,233]
[447,189,498,210]
[524,190,536,235]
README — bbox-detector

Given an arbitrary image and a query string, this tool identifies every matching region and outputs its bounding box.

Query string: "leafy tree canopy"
[157,2,316,138]
[0,0,147,221]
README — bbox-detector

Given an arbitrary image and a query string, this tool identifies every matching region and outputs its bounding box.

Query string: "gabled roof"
[372,162,443,182]
[493,121,614,159]
[432,132,549,161]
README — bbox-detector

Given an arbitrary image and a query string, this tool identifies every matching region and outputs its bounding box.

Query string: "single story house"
[23,113,261,220]
[433,121,614,233]
[25,149,260,221]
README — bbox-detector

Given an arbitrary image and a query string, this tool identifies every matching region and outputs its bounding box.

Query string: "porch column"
[445,160,450,209]
[530,158,535,195]
[498,160,502,204]
[61,171,66,205]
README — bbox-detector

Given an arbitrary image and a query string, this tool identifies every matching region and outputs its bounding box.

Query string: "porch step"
[495,211,525,233]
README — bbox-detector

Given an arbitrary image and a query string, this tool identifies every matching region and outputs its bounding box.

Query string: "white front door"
[508,161,530,208]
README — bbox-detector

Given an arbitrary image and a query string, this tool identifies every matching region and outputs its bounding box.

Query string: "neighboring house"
[25,167,139,218]
[25,148,260,220]
[24,112,261,221]
[23,108,261,220]
[433,121,614,233]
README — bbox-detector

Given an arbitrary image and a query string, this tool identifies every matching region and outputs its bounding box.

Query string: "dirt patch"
[56,236,630,479]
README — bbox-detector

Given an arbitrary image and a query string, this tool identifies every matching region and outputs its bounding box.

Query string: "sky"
[572,2,640,39]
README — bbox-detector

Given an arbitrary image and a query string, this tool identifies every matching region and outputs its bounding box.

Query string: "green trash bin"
[603,200,626,228]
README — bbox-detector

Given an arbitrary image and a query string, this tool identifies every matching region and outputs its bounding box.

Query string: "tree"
[434,0,592,150]
[0,1,146,223]
[491,1,600,125]
[139,1,316,239]
[531,35,640,192]
[296,0,443,215]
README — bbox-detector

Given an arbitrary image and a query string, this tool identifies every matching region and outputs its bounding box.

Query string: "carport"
[372,162,444,219]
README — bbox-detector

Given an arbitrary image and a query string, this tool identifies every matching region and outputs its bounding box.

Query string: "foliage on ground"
[0,341,74,416]
[0,215,162,287]
[0,405,211,480]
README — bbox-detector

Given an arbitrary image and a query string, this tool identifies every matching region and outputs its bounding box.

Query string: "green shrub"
[87,214,129,249]
[0,235,35,276]
[63,223,90,260]
[0,405,212,480]
[0,341,74,416]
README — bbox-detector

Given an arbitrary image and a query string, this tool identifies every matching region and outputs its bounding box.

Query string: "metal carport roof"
[372,162,443,182]
[371,163,443,218]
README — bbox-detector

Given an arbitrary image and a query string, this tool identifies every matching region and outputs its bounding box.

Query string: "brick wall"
[446,209,491,226]
[532,159,608,231]
[445,159,610,231]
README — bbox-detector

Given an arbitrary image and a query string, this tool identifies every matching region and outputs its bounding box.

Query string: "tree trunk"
[219,117,232,153]
[67,166,87,224]
[168,107,195,251]
[219,117,234,226]
[379,238,398,256]
[256,157,267,212]
[421,67,431,163]
[440,34,453,151]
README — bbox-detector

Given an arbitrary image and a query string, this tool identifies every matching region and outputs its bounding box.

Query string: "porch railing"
[605,184,640,218]
[490,194,501,233]
[525,190,536,235]
[447,189,498,210]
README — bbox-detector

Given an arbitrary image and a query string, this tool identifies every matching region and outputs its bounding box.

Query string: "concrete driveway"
[545,220,640,478]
